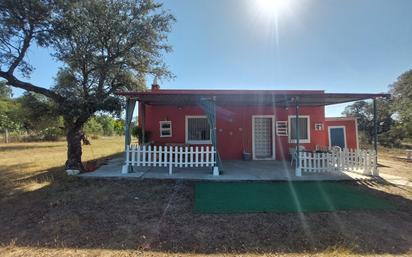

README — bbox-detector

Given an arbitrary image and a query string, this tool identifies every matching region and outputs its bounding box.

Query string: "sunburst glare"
[256,0,292,18]
[251,0,297,53]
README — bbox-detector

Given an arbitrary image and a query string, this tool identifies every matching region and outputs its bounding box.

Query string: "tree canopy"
[343,69,412,147]
[0,0,174,170]
[390,69,412,138]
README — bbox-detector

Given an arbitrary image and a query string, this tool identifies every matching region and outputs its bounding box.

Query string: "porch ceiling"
[117,90,389,107]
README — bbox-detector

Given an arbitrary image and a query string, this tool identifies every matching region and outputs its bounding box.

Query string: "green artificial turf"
[194,181,393,214]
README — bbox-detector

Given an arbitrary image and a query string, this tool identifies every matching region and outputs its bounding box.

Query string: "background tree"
[95,115,115,136]
[113,118,125,136]
[0,0,174,171]
[83,117,103,139]
[390,69,412,139]
[16,92,64,140]
[343,98,395,145]
[0,81,20,142]
[0,80,12,98]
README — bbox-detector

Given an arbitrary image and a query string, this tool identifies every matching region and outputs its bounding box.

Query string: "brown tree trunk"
[65,126,85,172]
[4,128,9,144]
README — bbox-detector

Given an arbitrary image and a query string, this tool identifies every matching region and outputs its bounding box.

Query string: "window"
[288,116,310,143]
[186,116,211,144]
[159,121,172,137]
[276,121,288,136]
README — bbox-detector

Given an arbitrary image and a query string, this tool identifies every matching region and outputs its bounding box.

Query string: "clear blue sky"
[19,0,412,116]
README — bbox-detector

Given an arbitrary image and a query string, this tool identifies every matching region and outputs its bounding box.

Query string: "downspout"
[373,98,378,176]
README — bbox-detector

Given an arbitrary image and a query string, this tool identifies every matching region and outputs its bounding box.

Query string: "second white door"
[253,116,275,159]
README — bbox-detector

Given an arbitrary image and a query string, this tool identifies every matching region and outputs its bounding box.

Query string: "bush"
[132,126,150,144]
[379,128,404,148]
[113,119,124,136]
[95,115,115,136]
[84,118,103,138]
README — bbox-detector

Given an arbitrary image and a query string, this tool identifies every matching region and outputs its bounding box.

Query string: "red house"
[118,82,386,177]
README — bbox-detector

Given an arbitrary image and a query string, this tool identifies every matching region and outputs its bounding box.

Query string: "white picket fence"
[123,144,217,174]
[298,149,377,175]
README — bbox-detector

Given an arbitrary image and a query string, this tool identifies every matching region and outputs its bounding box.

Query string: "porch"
[80,157,371,181]
[118,89,389,178]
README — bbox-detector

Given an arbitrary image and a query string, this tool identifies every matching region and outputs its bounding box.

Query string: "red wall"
[140,104,337,160]
[325,119,358,150]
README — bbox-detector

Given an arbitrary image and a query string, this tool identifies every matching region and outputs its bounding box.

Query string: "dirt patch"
[0,178,411,256]
[378,147,412,181]
[1,140,412,256]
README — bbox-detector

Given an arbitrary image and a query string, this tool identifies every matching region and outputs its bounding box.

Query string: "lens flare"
[256,0,291,17]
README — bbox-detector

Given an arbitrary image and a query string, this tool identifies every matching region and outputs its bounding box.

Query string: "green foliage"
[343,98,396,145]
[95,115,115,136]
[83,114,126,138]
[84,118,104,138]
[0,95,21,132]
[390,70,412,138]
[0,81,12,98]
[0,0,54,77]
[132,125,150,143]
[0,0,174,165]
[113,119,125,136]
[50,0,174,124]
[0,113,20,132]
[0,92,64,140]
[16,92,61,132]
[378,127,404,148]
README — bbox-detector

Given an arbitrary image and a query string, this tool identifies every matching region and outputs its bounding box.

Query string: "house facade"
[118,83,387,177]
[136,85,359,161]
[142,101,358,161]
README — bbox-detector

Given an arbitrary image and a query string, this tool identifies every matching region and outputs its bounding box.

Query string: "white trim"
[185,115,212,145]
[159,120,172,138]
[328,126,347,148]
[252,115,276,160]
[288,115,310,144]
[355,118,359,149]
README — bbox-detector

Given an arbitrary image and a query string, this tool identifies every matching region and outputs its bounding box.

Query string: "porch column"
[295,97,302,176]
[372,98,379,176]
[199,96,222,175]
[122,98,136,174]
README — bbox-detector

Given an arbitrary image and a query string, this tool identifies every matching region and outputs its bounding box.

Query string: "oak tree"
[0,0,174,170]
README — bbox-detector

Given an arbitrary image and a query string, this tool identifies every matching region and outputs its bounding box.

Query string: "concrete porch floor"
[79,157,373,181]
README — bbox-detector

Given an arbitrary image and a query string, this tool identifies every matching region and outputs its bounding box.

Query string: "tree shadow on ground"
[0,168,411,255]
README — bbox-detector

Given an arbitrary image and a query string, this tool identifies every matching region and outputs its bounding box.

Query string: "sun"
[256,0,292,17]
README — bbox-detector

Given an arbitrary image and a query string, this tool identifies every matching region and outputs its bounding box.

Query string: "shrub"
[132,126,150,144]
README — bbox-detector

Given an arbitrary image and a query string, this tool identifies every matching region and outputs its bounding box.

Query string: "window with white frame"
[186,116,211,144]
[159,121,172,137]
[288,116,310,143]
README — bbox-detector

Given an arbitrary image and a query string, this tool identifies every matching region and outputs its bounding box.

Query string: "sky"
[17,0,412,117]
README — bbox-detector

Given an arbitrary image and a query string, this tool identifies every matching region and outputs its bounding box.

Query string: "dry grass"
[378,146,412,181]
[0,139,412,256]
[0,136,124,196]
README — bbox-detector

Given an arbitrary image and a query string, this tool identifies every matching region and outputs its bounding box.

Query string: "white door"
[253,116,274,159]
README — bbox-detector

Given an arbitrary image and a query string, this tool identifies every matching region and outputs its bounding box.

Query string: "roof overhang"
[117,90,390,107]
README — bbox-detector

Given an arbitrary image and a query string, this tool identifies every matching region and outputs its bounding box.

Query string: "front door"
[253,116,274,159]
[329,127,346,148]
